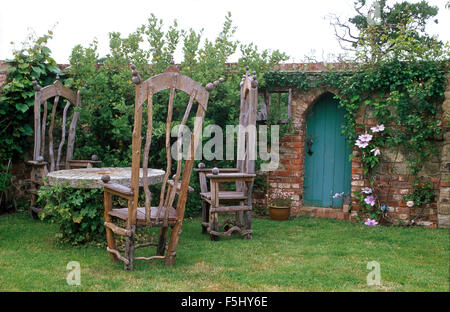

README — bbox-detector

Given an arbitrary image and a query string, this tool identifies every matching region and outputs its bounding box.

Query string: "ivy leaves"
[38,184,104,245]
[0,32,62,162]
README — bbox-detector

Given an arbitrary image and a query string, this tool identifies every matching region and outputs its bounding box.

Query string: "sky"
[0,0,448,64]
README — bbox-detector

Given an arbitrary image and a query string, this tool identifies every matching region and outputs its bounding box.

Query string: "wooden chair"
[99,63,218,270]
[29,77,101,218]
[195,67,258,240]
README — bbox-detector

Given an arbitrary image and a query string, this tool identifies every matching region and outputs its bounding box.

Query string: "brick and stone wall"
[437,75,450,228]
[264,69,450,229]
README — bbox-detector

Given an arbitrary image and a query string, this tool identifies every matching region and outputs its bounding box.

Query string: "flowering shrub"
[364,218,378,226]
[269,188,292,207]
[354,124,388,223]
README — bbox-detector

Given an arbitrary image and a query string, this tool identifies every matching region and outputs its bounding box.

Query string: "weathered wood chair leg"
[157,226,169,256]
[124,226,135,270]
[201,200,209,234]
[236,208,244,226]
[209,212,219,241]
[29,167,39,219]
[243,210,252,240]
[103,192,117,262]
[165,222,183,266]
[30,194,39,220]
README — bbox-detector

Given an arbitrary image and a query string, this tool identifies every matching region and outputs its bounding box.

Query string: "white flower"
[361,187,372,194]
[358,133,373,142]
[333,192,345,199]
[370,148,381,156]
[355,139,369,148]
[406,200,414,207]
[370,124,385,133]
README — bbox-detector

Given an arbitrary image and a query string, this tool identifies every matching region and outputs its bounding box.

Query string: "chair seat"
[200,191,248,200]
[109,207,178,226]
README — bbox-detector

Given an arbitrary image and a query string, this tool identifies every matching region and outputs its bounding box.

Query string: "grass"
[0,212,448,291]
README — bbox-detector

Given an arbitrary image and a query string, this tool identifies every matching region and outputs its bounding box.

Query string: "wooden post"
[157,227,169,256]
[103,191,117,262]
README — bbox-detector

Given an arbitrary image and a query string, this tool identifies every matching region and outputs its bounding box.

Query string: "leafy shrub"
[38,183,104,245]
[0,31,62,213]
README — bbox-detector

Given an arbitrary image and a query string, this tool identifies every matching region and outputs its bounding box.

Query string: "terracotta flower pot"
[268,205,290,221]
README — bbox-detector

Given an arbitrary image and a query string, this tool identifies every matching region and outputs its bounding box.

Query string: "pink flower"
[364,218,378,226]
[406,200,414,207]
[355,139,369,148]
[370,148,381,156]
[361,187,372,194]
[358,133,373,143]
[364,195,376,206]
[370,124,385,133]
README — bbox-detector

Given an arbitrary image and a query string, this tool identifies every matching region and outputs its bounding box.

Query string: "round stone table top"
[46,167,165,189]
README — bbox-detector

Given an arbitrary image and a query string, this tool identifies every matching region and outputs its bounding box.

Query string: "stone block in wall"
[437,214,449,228]
[442,145,450,163]
[439,187,450,201]
[391,163,409,175]
[437,203,450,215]
[381,149,404,162]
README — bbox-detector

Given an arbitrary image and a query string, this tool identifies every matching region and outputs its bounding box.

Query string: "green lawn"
[0,212,448,291]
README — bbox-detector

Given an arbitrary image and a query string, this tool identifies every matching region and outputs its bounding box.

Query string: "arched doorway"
[303,92,351,208]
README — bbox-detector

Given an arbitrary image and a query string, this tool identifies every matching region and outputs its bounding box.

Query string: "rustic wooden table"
[46,167,165,189]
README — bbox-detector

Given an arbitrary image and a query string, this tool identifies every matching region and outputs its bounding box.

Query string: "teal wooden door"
[304,93,351,207]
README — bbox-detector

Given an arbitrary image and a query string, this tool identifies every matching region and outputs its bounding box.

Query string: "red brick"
[430,177,440,183]
[291,159,303,165]
[392,182,411,188]
[396,207,410,214]
[388,201,400,207]
[272,171,290,177]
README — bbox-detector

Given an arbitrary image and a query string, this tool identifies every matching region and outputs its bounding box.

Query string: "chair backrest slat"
[56,100,71,170]
[48,95,59,172]
[163,88,197,221]
[236,69,258,191]
[65,91,81,168]
[40,100,47,156]
[156,83,176,221]
[142,86,154,225]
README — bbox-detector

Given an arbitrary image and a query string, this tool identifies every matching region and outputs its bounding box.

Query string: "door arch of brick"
[268,87,361,220]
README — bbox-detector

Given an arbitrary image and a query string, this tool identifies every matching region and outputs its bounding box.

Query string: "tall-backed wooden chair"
[29,77,100,218]
[99,63,218,270]
[195,67,258,240]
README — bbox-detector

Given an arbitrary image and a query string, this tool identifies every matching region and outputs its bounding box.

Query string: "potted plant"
[266,188,292,221]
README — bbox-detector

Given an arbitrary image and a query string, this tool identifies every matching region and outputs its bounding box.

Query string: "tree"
[331,0,447,62]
